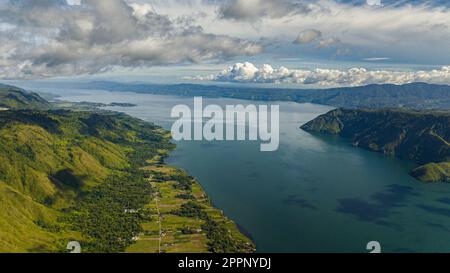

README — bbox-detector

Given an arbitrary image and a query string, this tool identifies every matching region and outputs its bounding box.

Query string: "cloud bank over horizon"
[187,62,450,87]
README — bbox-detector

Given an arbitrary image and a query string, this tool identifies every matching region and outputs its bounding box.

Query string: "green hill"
[0,87,254,253]
[301,109,450,183]
[0,84,49,110]
[0,109,169,252]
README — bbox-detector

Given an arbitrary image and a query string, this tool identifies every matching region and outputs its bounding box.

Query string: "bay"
[37,87,450,253]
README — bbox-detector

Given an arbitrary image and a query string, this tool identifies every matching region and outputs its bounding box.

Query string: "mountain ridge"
[41,81,450,110]
[0,83,49,110]
[301,108,450,182]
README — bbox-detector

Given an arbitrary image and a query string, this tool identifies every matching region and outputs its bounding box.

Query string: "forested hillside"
[301,109,450,182]
[0,84,49,110]
[0,88,253,253]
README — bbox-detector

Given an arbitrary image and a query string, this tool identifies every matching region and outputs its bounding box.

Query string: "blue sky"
[1,0,450,87]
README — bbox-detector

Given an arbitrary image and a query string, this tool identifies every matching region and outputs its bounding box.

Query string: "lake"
[36,87,450,253]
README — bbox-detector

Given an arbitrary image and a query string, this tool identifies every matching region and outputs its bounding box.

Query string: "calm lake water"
[36,87,450,253]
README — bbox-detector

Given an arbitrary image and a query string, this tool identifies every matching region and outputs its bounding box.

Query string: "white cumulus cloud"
[187,62,450,87]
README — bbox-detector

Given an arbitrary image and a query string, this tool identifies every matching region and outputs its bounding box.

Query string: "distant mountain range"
[55,81,450,110]
[301,109,450,183]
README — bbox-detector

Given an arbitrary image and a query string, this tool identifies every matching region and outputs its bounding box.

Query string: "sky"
[1,0,450,87]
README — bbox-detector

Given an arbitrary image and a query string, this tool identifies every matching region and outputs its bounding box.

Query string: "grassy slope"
[301,109,450,182]
[410,162,450,183]
[0,111,130,203]
[0,87,254,253]
[0,84,49,110]
[0,110,165,252]
[0,183,81,253]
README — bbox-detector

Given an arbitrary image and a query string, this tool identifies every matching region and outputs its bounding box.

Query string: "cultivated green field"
[126,156,254,253]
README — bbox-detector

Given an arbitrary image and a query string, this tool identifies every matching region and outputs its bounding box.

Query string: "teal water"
[39,87,450,253]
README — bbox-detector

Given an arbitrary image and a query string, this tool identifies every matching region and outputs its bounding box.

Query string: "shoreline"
[126,140,255,253]
[205,197,255,243]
